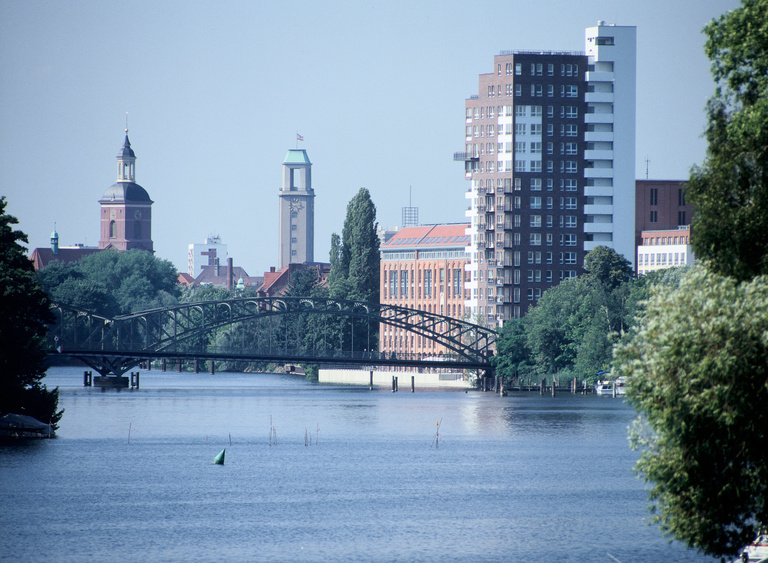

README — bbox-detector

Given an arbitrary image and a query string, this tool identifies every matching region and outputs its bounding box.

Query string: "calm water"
[0,367,715,563]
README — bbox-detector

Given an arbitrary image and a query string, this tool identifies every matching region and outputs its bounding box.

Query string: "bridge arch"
[48,297,497,376]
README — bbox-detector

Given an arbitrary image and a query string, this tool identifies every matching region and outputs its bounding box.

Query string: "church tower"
[278,149,315,267]
[98,131,154,252]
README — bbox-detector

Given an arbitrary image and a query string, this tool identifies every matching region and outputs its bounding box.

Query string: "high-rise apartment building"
[457,21,635,325]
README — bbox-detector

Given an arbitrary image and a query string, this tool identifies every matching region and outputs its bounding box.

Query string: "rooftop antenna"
[402,186,419,227]
[645,156,650,180]
[125,112,129,135]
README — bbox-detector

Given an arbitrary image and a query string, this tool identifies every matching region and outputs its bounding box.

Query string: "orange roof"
[381,224,470,249]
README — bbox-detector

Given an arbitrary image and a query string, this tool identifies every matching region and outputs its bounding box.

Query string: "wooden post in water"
[411,375,415,393]
[551,380,556,397]
[392,376,396,392]
[177,359,182,372]
[210,360,215,375]
[83,371,92,387]
[540,378,546,395]
[612,381,616,398]
[194,359,199,373]
[161,359,166,371]
[369,370,374,390]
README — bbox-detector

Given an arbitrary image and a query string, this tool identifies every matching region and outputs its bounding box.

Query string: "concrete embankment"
[319,369,474,389]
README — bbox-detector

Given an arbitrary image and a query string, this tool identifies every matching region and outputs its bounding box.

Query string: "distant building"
[258,263,330,298]
[379,224,471,357]
[637,227,693,275]
[459,21,636,325]
[31,131,154,270]
[188,235,228,277]
[30,226,100,270]
[98,133,153,252]
[278,149,315,268]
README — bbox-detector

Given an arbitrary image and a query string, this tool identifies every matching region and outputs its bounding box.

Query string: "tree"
[327,188,380,353]
[687,0,768,281]
[582,245,634,292]
[491,318,531,382]
[38,248,179,317]
[615,267,768,558]
[0,197,63,428]
[328,188,380,303]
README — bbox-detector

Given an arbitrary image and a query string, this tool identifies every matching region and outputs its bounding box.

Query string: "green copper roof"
[284,149,311,165]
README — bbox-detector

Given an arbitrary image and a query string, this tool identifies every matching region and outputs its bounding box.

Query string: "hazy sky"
[0,0,739,275]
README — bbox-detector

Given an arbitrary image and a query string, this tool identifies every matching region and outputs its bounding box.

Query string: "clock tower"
[278,149,315,268]
[98,131,154,252]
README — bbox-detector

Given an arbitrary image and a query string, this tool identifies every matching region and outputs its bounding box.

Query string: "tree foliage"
[328,188,380,303]
[327,188,380,353]
[38,248,180,317]
[615,267,768,557]
[0,197,63,428]
[687,0,768,281]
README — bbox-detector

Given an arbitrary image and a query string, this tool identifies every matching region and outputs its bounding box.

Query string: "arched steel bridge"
[47,297,497,377]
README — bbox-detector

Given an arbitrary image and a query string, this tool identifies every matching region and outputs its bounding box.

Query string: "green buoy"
[213,449,226,465]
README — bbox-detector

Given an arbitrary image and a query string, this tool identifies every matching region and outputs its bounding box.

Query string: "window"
[564,252,577,264]
[565,161,578,173]
[547,85,554,97]
[596,36,614,45]
[400,270,408,298]
[546,215,553,228]
[531,124,542,136]
[565,106,578,118]
[515,123,526,135]
[109,220,116,238]
[488,106,494,118]
[547,124,554,137]
[515,63,522,75]
[678,211,686,225]
[488,124,495,136]
[547,63,554,76]
[515,142,526,153]
[678,188,686,206]
[547,160,554,173]
[291,250,297,256]
[530,233,542,246]
[564,234,577,246]
[425,269,432,296]
[515,84,522,96]
[650,210,658,222]
[515,160,526,172]
[546,142,553,155]
[531,106,542,117]
[650,188,658,206]
[566,85,578,98]
[546,197,553,210]
[565,124,578,137]
[530,161,542,172]
[514,215,521,227]
[291,224,297,231]
[530,178,542,191]
[536,63,543,76]
[530,197,542,209]
[389,271,397,297]
[564,179,577,191]
[530,215,541,227]
[565,142,577,155]
[565,215,577,228]
[291,237,297,243]
[530,142,541,154]
[515,106,527,117]
[565,197,577,210]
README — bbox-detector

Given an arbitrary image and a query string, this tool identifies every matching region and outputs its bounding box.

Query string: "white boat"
[594,376,626,396]
[735,534,768,562]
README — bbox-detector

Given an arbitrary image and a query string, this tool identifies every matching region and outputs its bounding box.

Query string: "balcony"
[585,71,614,82]
[584,168,614,179]
[453,151,479,162]
[584,204,614,215]
[584,131,614,142]
[584,149,613,160]
[585,113,614,124]
[585,92,613,103]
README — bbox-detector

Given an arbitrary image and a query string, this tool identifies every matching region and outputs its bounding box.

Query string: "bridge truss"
[47,297,497,376]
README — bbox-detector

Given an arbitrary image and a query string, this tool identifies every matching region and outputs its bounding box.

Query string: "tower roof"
[284,149,311,165]
[100,182,153,203]
[117,134,135,159]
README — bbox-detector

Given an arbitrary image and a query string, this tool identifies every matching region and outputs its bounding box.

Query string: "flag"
[297,133,304,141]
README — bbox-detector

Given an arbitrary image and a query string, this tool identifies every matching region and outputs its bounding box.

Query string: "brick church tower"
[98,131,153,251]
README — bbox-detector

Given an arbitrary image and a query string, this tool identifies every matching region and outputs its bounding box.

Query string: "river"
[0,367,716,562]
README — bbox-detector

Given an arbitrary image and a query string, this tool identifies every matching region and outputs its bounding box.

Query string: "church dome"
[100,181,152,203]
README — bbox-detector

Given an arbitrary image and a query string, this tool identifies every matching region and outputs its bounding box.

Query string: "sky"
[0,0,740,276]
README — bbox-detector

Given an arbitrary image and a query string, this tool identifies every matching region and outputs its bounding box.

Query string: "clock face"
[134,210,142,220]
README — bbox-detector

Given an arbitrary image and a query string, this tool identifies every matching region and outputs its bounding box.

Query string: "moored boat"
[735,534,768,563]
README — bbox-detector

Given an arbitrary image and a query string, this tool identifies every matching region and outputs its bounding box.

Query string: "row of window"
[383,268,465,300]
[466,121,579,140]
[476,177,578,192]
[513,160,578,173]
[500,62,580,78]
[642,235,690,246]
[489,83,579,98]
[467,104,582,122]
[638,252,688,266]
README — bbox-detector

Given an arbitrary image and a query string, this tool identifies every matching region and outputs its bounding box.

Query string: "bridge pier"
[83,371,92,387]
